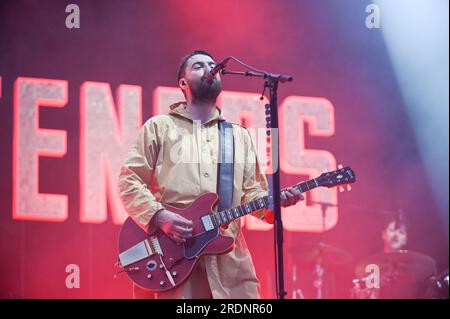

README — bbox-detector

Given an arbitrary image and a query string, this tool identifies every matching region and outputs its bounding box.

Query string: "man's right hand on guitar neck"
[154,209,193,244]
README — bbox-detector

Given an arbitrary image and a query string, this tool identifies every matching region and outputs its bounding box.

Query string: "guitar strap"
[217,121,234,212]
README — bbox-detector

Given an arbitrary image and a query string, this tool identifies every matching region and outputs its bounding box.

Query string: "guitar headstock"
[316,166,356,190]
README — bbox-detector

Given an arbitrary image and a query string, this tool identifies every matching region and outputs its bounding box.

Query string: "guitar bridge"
[151,236,163,255]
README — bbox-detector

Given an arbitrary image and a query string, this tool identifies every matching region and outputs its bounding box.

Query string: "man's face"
[180,54,222,103]
[382,221,408,251]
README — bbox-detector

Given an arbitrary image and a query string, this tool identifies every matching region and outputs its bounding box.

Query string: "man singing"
[118,50,304,299]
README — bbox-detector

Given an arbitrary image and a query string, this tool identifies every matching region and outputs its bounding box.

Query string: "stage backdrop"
[0,0,448,298]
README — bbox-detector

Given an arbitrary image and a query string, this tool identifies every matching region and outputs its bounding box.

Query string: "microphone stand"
[221,68,293,299]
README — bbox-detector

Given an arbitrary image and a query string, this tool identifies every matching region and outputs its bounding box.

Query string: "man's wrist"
[153,208,165,227]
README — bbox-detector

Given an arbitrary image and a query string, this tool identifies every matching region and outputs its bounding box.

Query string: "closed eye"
[192,62,216,69]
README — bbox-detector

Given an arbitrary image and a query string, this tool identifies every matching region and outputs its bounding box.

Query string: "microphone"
[205,57,231,82]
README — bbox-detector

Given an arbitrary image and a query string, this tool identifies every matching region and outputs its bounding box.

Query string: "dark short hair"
[382,212,407,232]
[177,50,215,82]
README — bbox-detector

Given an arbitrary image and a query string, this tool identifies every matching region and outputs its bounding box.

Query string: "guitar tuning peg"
[337,164,343,169]
[346,184,352,191]
[339,186,344,193]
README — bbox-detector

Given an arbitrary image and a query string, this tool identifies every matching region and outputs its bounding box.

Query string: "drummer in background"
[352,213,437,299]
[352,214,408,299]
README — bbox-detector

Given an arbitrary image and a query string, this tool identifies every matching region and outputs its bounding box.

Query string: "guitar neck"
[210,177,320,228]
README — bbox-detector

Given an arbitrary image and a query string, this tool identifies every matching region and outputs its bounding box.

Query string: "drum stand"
[313,254,325,299]
[312,202,332,299]
[291,264,305,299]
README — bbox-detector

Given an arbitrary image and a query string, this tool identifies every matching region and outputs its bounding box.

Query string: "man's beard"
[188,77,222,104]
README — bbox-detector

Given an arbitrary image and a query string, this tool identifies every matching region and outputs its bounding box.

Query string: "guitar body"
[117,192,235,292]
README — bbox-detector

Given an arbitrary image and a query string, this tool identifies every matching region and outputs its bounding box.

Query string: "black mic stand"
[221,68,293,299]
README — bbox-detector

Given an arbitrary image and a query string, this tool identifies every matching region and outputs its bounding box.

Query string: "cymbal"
[355,250,436,280]
[290,242,353,268]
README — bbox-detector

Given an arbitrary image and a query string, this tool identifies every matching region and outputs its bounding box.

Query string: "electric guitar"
[116,166,355,292]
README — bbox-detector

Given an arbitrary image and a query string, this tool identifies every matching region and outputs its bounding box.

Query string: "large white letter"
[280,96,337,232]
[13,77,68,221]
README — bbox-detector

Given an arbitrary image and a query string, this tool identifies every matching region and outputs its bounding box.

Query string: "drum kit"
[289,243,445,299]
[352,250,439,299]
[288,204,447,299]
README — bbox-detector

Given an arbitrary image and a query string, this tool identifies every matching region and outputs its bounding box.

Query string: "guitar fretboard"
[209,177,320,228]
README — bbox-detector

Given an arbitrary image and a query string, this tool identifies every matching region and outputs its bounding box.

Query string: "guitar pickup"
[201,215,214,231]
